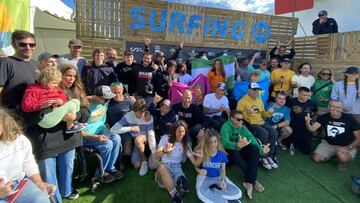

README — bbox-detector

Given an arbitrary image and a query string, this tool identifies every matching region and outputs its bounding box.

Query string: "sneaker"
[352,176,360,185]
[176,176,189,200]
[289,143,295,156]
[102,172,115,183]
[139,161,148,176]
[228,200,241,203]
[261,158,272,170]
[278,141,287,150]
[65,123,87,134]
[267,157,278,168]
[108,169,124,180]
[273,156,280,165]
[172,192,183,203]
[64,189,79,200]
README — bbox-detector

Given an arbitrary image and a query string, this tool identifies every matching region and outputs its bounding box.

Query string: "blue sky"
[61,0,274,13]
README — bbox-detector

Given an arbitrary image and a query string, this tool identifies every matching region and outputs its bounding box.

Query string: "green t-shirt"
[312,79,334,107]
[82,102,108,135]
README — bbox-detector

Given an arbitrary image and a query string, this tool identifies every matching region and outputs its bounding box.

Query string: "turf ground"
[65,147,360,203]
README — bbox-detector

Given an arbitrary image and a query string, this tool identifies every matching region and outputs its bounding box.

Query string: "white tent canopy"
[30,0,74,21]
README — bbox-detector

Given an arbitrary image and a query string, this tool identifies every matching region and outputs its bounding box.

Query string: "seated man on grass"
[305,100,360,171]
[110,99,156,176]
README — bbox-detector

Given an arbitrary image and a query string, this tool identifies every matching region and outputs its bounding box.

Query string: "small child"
[195,128,242,203]
[22,67,85,133]
[291,62,315,97]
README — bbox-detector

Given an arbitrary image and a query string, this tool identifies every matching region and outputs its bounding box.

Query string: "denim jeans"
[0,178,50,203]
[248,123,278,157]
[38,149,75,203]
[83,132,121,175]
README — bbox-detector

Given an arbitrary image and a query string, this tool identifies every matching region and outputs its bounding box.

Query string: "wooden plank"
[165,3,205,44]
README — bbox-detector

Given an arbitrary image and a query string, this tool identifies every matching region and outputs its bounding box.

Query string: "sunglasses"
[318,14,325,17]
[17,42,36,48]
[321,73,331,76]
[233,117,243,122]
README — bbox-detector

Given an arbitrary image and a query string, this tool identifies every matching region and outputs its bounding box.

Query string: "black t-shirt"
[0,56,38,109]
[107,98,132,127]
[317,113,360,146]
[129,63,156,96]
[288,98,318,135]
[114,62,135,85]
[173,103,204,128]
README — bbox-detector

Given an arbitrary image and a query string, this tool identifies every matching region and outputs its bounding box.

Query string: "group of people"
[0,27,359,203]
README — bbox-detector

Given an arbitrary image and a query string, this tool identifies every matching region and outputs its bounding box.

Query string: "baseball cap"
[344,67,359,74]
[68,39,83,47]
[37,52,59,61]
[94,85,116,100]
[155,51,165,57]
[161,99,171,107]
[217,82,226,90]
[318,10,327,16]
[248,82,262,90]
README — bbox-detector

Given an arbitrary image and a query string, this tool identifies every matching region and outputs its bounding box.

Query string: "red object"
[275,0,314,15]
[8,179,29,203]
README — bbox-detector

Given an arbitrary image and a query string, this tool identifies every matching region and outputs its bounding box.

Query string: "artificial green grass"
[66,149,360,203]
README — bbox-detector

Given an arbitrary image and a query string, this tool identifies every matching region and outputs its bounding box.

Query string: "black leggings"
[227,145,260,184]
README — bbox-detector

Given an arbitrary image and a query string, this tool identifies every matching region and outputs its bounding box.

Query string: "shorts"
[155,162,185,188]
[314,139,357,160]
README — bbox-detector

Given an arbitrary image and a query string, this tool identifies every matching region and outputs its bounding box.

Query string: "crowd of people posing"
[0,30,359,203]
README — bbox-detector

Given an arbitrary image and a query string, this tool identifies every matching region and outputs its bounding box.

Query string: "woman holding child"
[24,64,89,202]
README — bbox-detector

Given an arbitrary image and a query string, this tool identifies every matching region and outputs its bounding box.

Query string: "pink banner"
[169,74,211,105]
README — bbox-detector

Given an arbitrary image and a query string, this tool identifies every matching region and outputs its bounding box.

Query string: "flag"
[0,0,30,55]
[232,79,271,106]
[275,0,314,15]
[169,74,211,105]
[191,55,235,89]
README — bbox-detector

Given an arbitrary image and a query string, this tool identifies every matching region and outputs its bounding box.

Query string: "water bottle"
[289,143,295,156]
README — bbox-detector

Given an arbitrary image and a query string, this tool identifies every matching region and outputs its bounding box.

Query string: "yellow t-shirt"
[208,71,226,93]
[270,68,295,97]
[236,94,271,125]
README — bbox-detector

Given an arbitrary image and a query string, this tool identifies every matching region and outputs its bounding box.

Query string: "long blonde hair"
[0,108,23,142]
[196,128,226,165]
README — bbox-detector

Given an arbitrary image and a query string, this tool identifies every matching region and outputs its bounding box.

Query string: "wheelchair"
[73,146,105,192]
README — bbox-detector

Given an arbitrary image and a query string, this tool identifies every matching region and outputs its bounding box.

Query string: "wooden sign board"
[76,0,298,59]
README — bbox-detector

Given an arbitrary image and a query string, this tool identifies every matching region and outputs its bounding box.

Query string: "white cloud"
[163,0,274,13]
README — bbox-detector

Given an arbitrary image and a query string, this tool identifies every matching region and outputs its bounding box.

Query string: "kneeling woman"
[196,128,242,203]
[154,121,197,203]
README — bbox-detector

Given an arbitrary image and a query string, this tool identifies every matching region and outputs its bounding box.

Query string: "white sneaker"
[139,161,148,176]
[267,157,278,169]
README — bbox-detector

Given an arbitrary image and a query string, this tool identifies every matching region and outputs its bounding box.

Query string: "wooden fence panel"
[76,0,298,60]
[165,3,205,44]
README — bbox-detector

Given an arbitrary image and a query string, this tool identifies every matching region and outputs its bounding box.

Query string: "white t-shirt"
[159,135,185,164]
[178,73,193,85]
[203,93,229,117]
[58,54,87,75]
[291,75,315,97]
[0,134,39,184]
